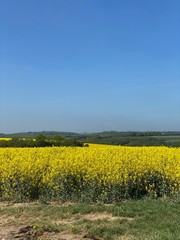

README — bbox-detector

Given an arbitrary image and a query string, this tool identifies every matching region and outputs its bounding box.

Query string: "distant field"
[87,143,118,147]
[152,135,180,142]
[0,138,11,141]
[1,132,180,146]
[153,136,180,143]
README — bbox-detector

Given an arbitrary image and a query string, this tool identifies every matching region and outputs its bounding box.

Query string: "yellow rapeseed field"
[0,138,12,141]
[0,145,179,201]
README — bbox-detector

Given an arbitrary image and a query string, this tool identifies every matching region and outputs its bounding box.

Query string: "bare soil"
[0,203,134,240]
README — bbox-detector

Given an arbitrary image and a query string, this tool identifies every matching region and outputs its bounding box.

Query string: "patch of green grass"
[0,198,180,240]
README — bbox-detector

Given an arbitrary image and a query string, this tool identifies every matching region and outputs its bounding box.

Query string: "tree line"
[0,134,86,148]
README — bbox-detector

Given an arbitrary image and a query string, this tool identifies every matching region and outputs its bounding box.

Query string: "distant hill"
[0,131,80,139]
[0,131,180,138]
[0,131,180,147]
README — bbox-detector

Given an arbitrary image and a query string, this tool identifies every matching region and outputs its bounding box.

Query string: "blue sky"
[0,0,180,133]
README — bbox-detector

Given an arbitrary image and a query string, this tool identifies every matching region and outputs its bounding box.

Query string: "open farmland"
[0,145,179,202]
[0,145,180,239]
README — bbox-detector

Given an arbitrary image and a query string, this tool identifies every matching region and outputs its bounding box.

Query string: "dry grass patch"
[81,213,134,221]
[0,199,179,240]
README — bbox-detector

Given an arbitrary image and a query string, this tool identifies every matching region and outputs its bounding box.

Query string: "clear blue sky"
[0,0,180,133]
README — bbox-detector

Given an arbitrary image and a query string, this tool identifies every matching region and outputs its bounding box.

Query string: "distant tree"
[35,134,50,147]
[0,134,86,148]
[51,135,64,146]
[60,139,83,147]
[54,135,64,142]
[36,134,46,142]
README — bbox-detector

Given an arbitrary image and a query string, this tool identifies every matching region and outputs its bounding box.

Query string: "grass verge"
[0,198,179,240]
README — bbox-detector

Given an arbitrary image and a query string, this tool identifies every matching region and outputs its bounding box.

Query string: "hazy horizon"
[1,0,180,133]
[1,129,180,135]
